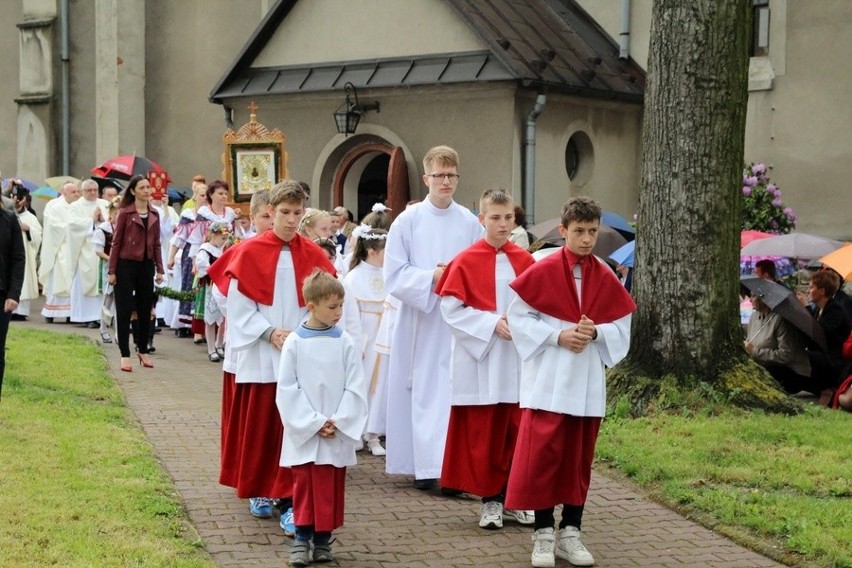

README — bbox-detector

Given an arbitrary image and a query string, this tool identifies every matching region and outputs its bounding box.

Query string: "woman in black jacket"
[108,175,164,372]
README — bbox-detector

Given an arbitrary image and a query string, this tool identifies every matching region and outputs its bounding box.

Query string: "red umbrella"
[91,154,169,181]
[741,229,773,248]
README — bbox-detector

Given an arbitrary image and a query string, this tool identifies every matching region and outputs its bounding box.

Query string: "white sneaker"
[555,525,595,566]
[505,509,535,525]
[478,500,503,530]
[531,527,555,567]
[366,438,386,456]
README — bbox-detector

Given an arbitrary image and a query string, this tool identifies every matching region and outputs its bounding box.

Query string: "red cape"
[436,239,535,311]
[509,247,635,323]
[207,231,335,307]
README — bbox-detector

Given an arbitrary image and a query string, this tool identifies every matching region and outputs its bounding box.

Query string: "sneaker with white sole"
[248,497,273,518]
[555,525,595,566]
[289,541,310,567]
[505,509,535,525]
[478,500,503,530]
[531,527,556,567]
[280,507,295,536]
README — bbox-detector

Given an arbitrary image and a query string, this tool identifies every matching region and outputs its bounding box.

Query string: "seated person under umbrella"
[745,294,812,393]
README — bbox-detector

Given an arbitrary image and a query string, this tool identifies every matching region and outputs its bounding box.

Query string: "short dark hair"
[206,179,229,202]
[561,196,601,227]
[755,260,777,279]
[514,205,527,229]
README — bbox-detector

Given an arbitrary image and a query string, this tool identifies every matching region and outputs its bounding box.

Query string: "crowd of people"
[2,142,848,568]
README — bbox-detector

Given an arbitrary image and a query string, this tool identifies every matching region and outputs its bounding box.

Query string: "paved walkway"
[22,312,785,567]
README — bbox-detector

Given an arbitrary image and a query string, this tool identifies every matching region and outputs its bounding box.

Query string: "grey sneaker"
[505,508,535,525]
[478,500,503,530]
[555,525,595,566]
[531,527,555,568]
[313,542,334,563]
[289,541,310,567]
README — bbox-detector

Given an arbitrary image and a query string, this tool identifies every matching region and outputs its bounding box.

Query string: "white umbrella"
[740,232,846,260]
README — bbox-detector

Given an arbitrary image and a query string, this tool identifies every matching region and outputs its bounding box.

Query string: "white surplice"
[227,250,306,384]
[275,325,368,467]
[68,197,106,322]
[440,253,522,406]
[506,258,632,417]
[13,209,42,317]
[383,199,482,478]
[154,203,180,324]
[39,197,74,317]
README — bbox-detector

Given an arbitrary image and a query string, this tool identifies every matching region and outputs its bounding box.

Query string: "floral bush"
[741,162,796,234]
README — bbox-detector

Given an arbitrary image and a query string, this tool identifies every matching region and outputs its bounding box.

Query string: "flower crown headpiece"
[371,203,392,213]
[208,221,232,236]
[351,223,388,241]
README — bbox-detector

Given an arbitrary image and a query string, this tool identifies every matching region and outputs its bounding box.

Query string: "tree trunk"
[610,0,798,414]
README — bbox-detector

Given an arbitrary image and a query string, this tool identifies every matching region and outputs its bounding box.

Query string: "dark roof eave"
[209,0,297,105]
[524,80,644,104]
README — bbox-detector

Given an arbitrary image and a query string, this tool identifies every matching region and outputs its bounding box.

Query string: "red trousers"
[291,463,346,533]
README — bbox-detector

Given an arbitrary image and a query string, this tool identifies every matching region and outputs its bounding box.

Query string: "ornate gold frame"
[222,102,288,215]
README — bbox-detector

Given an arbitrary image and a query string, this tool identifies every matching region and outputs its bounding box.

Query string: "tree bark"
[611,0,798,413]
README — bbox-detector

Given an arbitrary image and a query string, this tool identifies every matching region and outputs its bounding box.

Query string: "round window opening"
[564,131,594,184]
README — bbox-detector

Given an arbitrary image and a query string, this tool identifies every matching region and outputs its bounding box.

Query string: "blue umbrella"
[31,186,60,200]
[609,240,635,268]
[601,211,635,240]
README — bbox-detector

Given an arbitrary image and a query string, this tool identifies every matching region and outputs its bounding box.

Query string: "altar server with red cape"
[436,189,535,530]
[207,181,335,530]
[505,197,636,568]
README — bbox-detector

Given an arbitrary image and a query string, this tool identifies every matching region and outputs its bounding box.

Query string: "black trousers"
[114,259,155,357]
[0,298,11,397]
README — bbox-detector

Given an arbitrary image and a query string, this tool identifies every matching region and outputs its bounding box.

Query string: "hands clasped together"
[318,419,337,438]
[558,315,597,353]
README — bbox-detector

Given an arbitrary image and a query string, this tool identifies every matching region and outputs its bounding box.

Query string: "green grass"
[598,400,852,568]
[0,329,215,568]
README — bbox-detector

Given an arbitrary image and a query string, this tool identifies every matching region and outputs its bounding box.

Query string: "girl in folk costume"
[167,180,208,336]
[343,224,389,456]
[206,181,335,536]
[194,222,231,362]
[92,198,120,343]
[149,173,181,330]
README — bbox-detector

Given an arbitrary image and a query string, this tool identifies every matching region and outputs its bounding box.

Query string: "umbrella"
[601,211,635,240]
[31,186,60,200]
[91,155,169,181]
[44,176,81,190]
[819,243,852,280]
[609,240,635,268]
[740,232,845,260]
[741,229,774,248]
[528,218,628,258]
[1,177,38,192]
[740,276,827,350]
[90,176,126,193]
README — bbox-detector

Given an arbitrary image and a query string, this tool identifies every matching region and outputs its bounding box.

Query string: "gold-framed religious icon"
[222,102,288,211]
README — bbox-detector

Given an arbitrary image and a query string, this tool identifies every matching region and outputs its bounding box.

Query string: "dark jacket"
[814,298,851,357]
[108,204,164,274]
[0,209,25,302]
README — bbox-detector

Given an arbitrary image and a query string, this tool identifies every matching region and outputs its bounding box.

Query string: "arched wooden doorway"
[332,143,409,220]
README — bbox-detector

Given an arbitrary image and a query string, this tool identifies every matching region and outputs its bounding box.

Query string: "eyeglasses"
[427,173,460,182]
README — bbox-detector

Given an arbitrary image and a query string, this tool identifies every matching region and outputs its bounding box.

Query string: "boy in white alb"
[436,189,535,530]
[505,197,636,568]
[383,145,482,489]
[276,270,367,566]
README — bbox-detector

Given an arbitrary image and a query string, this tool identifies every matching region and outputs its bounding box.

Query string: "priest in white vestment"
[382,146,481,488]
[12,199,42,319]
[68,180,109,324]
[39,182,80,321]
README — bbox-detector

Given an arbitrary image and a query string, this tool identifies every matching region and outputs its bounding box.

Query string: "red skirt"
[504,409,601,511]
[292,463,346,533]
[218,381,293,499]
[191,317,206,335]
[440,403,521,497]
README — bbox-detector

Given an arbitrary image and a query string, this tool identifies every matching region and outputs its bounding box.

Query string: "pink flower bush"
[741,163,796,234]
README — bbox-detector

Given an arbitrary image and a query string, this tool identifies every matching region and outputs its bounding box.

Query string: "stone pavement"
[21,313,785,568]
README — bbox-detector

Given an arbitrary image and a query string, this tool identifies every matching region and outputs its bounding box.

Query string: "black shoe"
[157,318,167,328]
[208,352,221,362]
[176,328,191,338]
[147,343,156,354]
[10,314,27,321]
[440,486,464,497]
[45,317,54,324]
[87,321,100,329]
[413,478,437,491]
